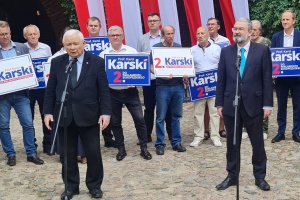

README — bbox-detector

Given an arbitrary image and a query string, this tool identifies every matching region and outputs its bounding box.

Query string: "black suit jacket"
[43,52,111,127]
[215,42,273,117]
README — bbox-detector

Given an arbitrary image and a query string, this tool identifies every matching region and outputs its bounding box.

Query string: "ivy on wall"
[249,0,300,39]
[59,0,79,29]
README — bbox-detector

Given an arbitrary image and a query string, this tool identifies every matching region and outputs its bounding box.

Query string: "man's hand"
[162,74,173,80]
[44,114,54,130]
[99,115,110,130]
[263,109,272,119]
[217,107,223,118]
[183,75,189,85]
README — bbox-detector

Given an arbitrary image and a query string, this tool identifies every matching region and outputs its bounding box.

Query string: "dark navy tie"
[70,58,78,88]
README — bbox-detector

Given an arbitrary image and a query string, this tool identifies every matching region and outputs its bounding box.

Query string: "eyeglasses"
[0,32,10,37]
[109,34,122,38]
[88,25,100,28]
[148,20,160,23]
[232,27,245,32]
[206,23,217,26]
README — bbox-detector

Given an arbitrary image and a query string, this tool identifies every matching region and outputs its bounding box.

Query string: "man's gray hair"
[62,29,84,43]
[23,24,40,37]
[251,20,262,32]
[108,26,123,35]
[0,20,9,28]
[237,18,252,31]
[161,25,175,36]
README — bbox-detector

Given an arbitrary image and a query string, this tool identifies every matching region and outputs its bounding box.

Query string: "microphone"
[65,58,77,73]
[236,55,241,71]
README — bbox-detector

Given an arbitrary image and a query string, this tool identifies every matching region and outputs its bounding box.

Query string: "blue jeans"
[143,80,172,139]
[0,93,36,157]
[155,85,184,147]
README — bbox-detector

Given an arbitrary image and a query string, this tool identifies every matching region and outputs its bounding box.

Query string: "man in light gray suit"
[0,20,44,166]
[137,13,172,143]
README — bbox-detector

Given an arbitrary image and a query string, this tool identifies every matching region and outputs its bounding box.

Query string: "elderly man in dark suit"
[44,29,111,199]
[0,20,44,166]
[215,18,273,191]
[271,9,300,144]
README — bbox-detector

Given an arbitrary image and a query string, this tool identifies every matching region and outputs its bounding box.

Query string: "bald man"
[190,27,222,147]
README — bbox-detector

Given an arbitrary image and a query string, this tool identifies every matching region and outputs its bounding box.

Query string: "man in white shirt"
[24,24,53,155]
[190,27,222,147]
[205,17,230,139]
[100,26,152,161]
[271,10,300,143]
[207,17,230,47]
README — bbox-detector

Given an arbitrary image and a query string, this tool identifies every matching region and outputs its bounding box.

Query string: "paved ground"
[0,93,299,200]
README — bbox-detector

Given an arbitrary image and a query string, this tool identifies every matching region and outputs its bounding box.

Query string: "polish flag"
[74,0,249,48]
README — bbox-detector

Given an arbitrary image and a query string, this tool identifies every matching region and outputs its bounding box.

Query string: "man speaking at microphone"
[215,18,273,191]
[44,29,111,199]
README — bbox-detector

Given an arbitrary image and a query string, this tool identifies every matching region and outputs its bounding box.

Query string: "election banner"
[0,54,38,95]
[43,62,51,86]
[152,47,195,77]
[271,47,300,77]
[32,57,49,89]
[105,54,150,86]
[216,41,230,49]
[188,69,218,102]
[84,36,110,56]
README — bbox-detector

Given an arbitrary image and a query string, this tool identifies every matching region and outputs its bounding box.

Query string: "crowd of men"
[0,8,299,199]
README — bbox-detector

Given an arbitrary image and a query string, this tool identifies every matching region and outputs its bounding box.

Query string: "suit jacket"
[271,29,300,48]
[137,32,151,52]
[0,42,29,100]
[43,51,111,127]
[215,42,273,117]
[0,42,29,59]
[271,29,300,82]
[137,32,162,52]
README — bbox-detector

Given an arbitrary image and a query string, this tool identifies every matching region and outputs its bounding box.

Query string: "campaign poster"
[43,62,51,86]
[105,54,150,86]
[32,57,49,89]
[271,47,300,77]
[216,41,230,49]
[84,36,110,56]
[0,54,38,95]
[152,47,195,77]
[188,69,218,101]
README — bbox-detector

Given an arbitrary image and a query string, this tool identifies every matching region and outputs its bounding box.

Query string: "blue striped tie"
[240,48,246,77]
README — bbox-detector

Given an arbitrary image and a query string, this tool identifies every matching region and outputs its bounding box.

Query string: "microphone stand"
[233,55,241,200]
[50,60,74,200]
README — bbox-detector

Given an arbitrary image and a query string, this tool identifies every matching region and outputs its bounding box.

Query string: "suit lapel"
[293,30,300,46]
[279,31,284,47]
[230,44,239,71]
[75,53,90,88]
[60,55,72,89]
[146,33,151,50]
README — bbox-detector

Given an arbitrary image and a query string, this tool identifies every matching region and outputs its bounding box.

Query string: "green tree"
[249,0,300,39]
[59,0,79,29]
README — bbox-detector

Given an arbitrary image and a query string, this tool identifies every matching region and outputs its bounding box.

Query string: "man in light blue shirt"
[0,20,44,166]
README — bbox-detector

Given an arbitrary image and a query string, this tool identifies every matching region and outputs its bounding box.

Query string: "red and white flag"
[74,0,249,48]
